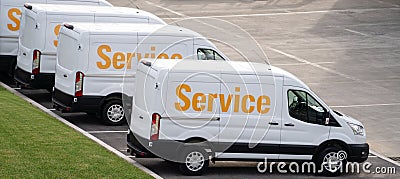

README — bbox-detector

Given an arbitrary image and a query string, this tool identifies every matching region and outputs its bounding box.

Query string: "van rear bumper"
[14,67,54,89]
[127,130,183,161]
[52,88,102,113]
[348,143,369,163]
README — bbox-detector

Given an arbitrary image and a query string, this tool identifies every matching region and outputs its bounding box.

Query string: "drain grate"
[388,157,400,161]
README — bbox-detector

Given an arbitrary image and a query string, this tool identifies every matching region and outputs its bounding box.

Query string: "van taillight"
[32,50,41,75]
[150,113,161,141]
[75,71,84,97]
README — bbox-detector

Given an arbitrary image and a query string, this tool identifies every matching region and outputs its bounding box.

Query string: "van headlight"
[347,122,364,136]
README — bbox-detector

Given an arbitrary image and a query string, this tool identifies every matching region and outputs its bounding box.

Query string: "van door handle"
[284,123,295,127]
[268,121,279,125]
[139,116,143,119]
[63,74,67,78]
[212,117,220,121]
[23,52,26,56]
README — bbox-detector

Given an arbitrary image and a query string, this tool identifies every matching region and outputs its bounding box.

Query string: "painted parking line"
[273,62,334,66]
[266,46,360,81]
[167,7,400,19]
[146,1,186,17]
[345,28,370,37]
[331,103,400,108]
[87,131,128,134]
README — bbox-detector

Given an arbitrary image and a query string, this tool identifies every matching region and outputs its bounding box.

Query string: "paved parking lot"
[1,0,400,178]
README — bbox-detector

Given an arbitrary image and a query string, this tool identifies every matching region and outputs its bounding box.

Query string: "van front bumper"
[52,88,102,113]
[14,67,54,89]
[348,143,369,163]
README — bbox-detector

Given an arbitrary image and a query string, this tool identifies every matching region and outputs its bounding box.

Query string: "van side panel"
[160,71,221,142]
[218,74,281,145]
[85,34,138,96]
[138,35,193,60]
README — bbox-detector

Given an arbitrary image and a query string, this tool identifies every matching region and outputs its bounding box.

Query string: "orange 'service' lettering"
[7,8,22,31]
[175,84,271,114]
[96,44,183,70]
[53,24,62,47]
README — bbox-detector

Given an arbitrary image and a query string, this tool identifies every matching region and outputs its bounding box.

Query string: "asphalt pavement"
[1,0,400,178]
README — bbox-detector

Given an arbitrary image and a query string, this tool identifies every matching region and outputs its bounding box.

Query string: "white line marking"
[49,109,56,111]
[266,46,359,81]
[345,28,369,36]
[145,1,186,17]
[13,88,21,90]
[87,131,128,134]
[331,103,400,108]
[168,7,400,19]
[370,150,400,167]
[273,62,334,66]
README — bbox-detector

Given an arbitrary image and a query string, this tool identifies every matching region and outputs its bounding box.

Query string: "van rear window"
[58,34,79,70]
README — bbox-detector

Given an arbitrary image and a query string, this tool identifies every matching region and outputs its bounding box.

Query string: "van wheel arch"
[99,93,127,126]
[313,140,350,161]
[178,138,215,159]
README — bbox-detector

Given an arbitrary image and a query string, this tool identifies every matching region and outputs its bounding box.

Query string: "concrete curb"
[0,82,163,179]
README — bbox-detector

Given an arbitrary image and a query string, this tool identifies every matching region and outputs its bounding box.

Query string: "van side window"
[197,49,225,60]
[288,90,326,125]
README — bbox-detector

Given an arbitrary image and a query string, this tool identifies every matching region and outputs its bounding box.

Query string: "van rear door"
[55,28,85,96]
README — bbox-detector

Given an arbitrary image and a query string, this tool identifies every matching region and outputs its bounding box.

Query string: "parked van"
[0,0,112,76]
[127,59,369,176]
[14,3,165,89]
[53,23,228,125]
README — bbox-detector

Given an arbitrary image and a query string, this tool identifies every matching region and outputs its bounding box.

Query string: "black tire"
[315,145,347,176]
[101,99,126,126]
[179,146,209,176]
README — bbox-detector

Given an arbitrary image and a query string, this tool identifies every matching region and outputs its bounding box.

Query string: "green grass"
[0,86,152,178]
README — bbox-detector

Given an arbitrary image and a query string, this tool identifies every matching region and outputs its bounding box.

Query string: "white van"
[14,3,165,89]
[0,0,112,76]
[53,23,228,125]
[127,59,369,176]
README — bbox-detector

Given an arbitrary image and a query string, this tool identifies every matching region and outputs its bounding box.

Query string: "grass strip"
[0,86,152,178]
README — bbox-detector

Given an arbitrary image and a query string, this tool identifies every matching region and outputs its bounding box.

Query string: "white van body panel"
[54,29,83,95]
[0,0,112,56]
[17,3,166,77]
[129,60,368,163]
[54,23,224,115]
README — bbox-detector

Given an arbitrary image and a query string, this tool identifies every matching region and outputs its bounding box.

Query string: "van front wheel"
[179,146,209,176]
[101,99,126,126]
[315,145,347,176]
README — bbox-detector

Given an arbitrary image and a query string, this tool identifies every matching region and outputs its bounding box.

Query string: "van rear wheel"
[101,99,126,126]
[179,146,209,176]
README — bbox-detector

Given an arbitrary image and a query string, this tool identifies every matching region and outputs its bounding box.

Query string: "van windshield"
[21,16,36,49]
[58,33,79,70]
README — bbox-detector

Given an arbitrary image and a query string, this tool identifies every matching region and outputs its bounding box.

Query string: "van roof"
[143,59,277,76]
[64,23,203,37]
[26,3,164,23]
